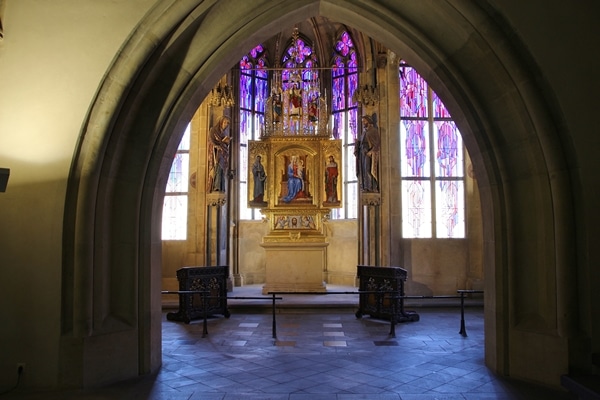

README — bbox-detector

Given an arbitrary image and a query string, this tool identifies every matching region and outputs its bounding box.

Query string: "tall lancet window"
[331,30,358,219]
[399,61,465,238]
[239,44,269,220]
[162,123,191,239]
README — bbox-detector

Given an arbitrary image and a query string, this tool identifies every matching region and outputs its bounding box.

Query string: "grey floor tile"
[4,286,575,399]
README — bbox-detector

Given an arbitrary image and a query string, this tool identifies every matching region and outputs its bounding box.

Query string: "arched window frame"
[399,61,466,238]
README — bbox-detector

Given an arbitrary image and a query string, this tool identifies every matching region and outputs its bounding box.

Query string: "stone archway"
[62,0,575,388]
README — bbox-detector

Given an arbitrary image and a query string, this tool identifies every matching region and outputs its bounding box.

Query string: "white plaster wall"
[237,221,269,284]
[0,0,155,388]
[323,220,359,286]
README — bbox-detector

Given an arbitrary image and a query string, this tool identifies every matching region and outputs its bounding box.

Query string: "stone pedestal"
[261,241,328,294]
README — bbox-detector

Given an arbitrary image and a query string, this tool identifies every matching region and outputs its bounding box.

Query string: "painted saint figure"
[207,115,231,192]
[282,156,303,203]
[325,155,339,203]
[355,114,380,192]
[251,155,267,204]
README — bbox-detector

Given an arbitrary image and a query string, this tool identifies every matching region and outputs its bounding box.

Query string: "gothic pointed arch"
[62,0,576,389]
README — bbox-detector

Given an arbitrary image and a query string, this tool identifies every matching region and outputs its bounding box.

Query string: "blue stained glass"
[399,65,428,118]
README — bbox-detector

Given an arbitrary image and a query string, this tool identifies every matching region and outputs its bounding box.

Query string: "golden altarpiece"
[248,64,342,294]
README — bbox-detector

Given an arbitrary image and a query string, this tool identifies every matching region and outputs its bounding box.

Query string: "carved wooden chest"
[166,265,230,323]
[356,265,419,322]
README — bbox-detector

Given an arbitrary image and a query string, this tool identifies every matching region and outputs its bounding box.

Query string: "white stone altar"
[261,240,328,294]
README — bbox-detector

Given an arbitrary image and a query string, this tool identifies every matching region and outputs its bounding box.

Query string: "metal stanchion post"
[389,293,396,338]
[459,291,467,337]
[202,291,209,337]
[271,292,277,339]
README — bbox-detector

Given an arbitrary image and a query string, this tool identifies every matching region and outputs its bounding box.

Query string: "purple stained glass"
[332,76,345,111]
[255,78,267,112]
[348,51,357,73]
[332,112,344,139]
[239,110,251,145]
[349,108,358,140]
[302,68,318,81]
[282,38,315,68]
[166,153,189,192]
[256,58,268,79]
[402,180,432,238]
[436,181,464,238]
[240,56,252,71]
[250,44,264,59]
[240,74,253,110]
[435,121,459,178]
[399,65,428,118]
[432,91,452,118]
[402,120,428,177]
[333,57,344,77]
[335,31,354,57]
[348,72,358,108]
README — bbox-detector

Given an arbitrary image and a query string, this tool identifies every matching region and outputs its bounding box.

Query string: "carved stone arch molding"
[63,0,575,388]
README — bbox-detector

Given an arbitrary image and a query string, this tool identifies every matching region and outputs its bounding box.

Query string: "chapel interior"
[0,1,598,398]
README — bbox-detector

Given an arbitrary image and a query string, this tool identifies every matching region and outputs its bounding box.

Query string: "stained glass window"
[239,44,269,220]
[162,123,190,240]
[399,62,465,238]
[330,30,358,219]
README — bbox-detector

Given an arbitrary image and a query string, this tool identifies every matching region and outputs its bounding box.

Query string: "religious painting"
[276,150,315,206]
[322,140,342,207]
[247,141,269,208]
[273,214,317,230]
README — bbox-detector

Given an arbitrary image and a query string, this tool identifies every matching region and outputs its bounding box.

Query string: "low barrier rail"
[161,289,483,339]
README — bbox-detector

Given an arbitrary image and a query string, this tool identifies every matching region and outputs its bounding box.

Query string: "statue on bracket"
[207,115,231,193]
[355,113,380,192]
